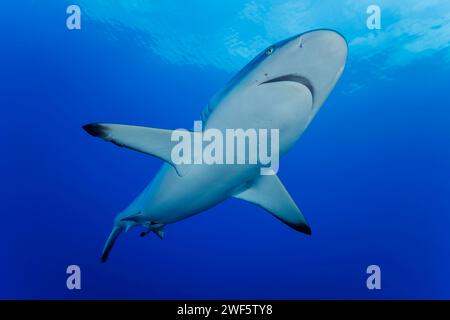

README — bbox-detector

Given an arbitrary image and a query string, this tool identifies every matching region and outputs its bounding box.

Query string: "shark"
[83,29,348,262]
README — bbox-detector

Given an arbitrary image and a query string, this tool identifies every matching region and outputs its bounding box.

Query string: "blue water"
[2,1,450,299]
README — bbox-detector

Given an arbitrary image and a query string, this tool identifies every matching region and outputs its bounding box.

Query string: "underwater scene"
[1,1,450,299]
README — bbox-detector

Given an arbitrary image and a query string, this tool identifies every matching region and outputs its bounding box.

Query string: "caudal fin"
[101,226,123,263]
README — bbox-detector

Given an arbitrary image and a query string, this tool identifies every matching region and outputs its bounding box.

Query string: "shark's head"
[218,29,347,113]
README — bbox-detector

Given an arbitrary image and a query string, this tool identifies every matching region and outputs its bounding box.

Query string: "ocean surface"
[1,1,450,299]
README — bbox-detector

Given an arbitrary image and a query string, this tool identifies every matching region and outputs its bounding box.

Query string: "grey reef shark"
[83,29,348,262]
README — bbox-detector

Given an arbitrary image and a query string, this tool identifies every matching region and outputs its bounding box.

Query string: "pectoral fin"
[83,123,191,176]
[234,175,311,235]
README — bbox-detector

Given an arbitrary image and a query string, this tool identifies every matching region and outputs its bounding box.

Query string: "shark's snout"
[310,30,347,66]
[297,29,347,54]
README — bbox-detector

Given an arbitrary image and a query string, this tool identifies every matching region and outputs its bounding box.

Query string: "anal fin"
[153,226,164,240]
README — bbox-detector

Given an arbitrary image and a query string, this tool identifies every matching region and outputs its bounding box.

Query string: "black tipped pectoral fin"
[234,175,311,235]
[83,123,192,177]
[83,123,107,137]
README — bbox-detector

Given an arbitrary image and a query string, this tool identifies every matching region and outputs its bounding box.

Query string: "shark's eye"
[265,46,274,56]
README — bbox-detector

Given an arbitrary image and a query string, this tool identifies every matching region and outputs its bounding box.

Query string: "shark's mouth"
[260,74,314,98]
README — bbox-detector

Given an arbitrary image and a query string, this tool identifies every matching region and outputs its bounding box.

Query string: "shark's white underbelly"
[141,81,314,224]
[141,163,259,223]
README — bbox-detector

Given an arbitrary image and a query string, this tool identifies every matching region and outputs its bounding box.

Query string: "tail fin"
[101,226,123,263]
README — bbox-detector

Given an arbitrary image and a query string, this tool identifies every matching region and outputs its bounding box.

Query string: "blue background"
[1,1,450,299]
